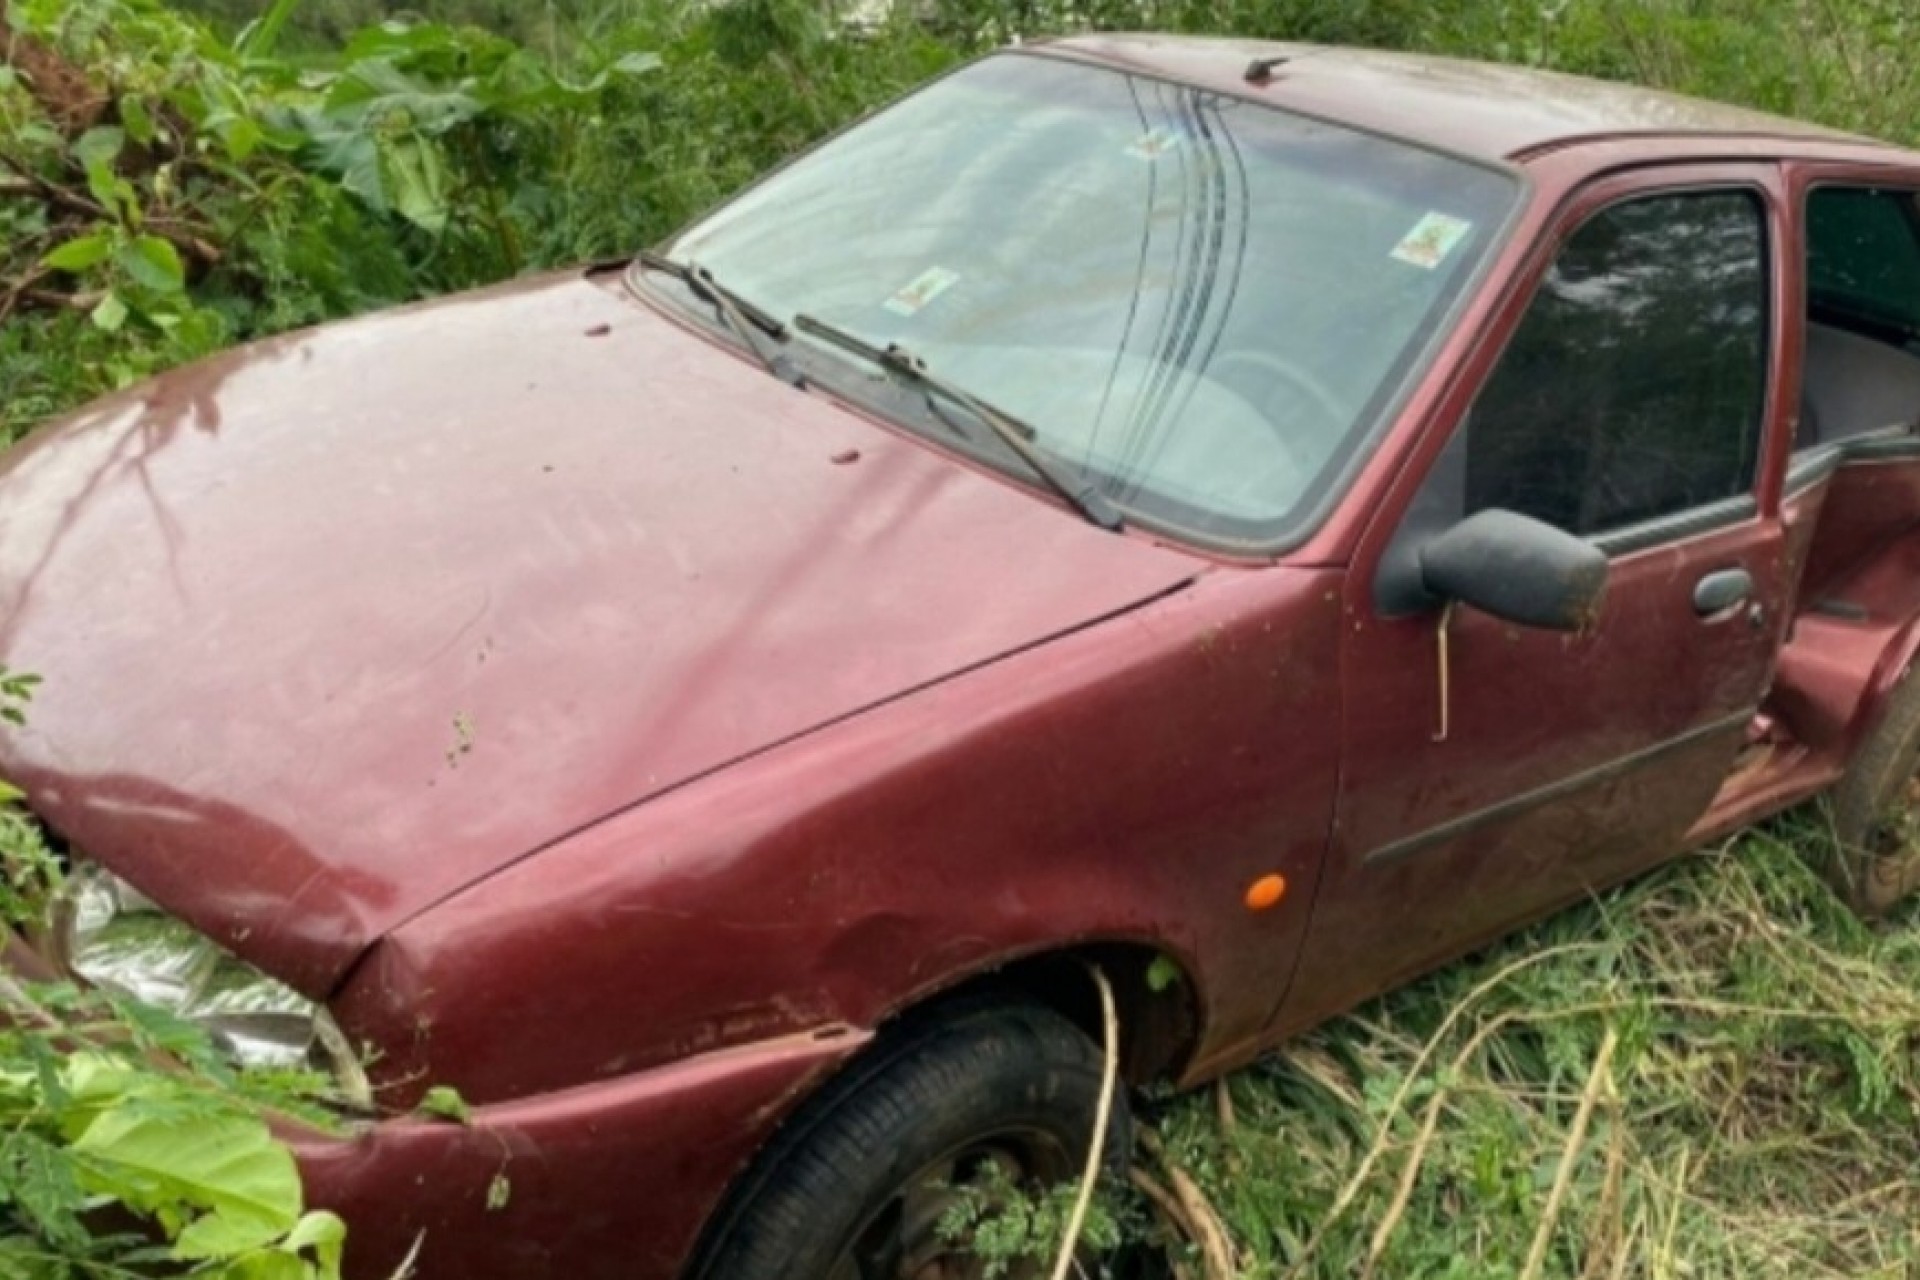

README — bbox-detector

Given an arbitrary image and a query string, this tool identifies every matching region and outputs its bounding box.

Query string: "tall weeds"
[1154,824,1919,1277]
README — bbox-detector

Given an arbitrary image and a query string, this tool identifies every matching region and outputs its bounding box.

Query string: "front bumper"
[4,922,865,1280]
[290,1024,868,1280]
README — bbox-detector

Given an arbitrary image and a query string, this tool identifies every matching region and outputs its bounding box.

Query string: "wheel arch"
[874,939,1203,1088]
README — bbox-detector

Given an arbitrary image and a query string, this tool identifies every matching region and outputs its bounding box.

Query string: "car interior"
[1800,321,1920,447]
[1797,186,1920,453]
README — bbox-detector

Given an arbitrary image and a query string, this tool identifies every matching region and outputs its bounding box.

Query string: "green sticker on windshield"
[1391,213,1473,270]
[885,266,961,317]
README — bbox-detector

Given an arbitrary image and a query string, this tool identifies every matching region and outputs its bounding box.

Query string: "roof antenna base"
[1244,54,1290,84]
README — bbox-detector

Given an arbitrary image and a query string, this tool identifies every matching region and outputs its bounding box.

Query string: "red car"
[6,33,1920,1280]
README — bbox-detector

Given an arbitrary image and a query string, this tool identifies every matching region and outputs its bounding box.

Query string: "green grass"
[1145,818,1920,1278]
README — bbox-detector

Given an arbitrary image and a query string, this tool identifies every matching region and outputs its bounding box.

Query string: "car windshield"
[667,53,1519,545]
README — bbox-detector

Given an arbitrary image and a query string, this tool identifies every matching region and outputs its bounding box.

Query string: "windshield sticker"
[1391,213,1474,270]
[1125,127,1184,161]
[884,266,961,317]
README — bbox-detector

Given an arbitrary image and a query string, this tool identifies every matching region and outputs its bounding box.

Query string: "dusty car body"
[7,32,1920,1280]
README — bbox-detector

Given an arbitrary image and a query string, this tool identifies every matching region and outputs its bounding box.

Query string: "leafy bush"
[0,673,348,1279]
[0,997,351,1280]
[0,0,660,445]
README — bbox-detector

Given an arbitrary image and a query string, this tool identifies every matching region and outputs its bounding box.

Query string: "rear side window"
[1808,187,1920,335]
[1462,189,1770,536]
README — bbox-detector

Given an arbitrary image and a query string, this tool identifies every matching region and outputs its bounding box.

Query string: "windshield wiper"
[791,314,1123,531]
[634,251,803,387]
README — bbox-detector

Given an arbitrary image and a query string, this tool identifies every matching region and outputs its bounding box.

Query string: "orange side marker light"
[1245,874,1288,912]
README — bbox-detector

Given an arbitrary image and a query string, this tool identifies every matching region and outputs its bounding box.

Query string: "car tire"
[1829,669,1920,917]
[689,995,1130,1280]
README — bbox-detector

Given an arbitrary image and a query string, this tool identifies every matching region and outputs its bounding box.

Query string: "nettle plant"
[0,669,348,1280]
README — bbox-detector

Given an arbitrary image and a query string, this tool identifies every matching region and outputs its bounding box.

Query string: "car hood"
[0,269,1200,995]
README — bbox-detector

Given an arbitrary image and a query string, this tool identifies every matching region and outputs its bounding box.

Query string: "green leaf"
[325,59,484,136]
[71,1106,303,1260]
[119,236,187,295]
[340,19,474,63]
[0,1132,89,1251]
[21,1027,67,1117]
[85,169,128,219]
[0,1232,77,1280]
[73,127,126,173]
[90,292,130,333]
[41,234,113,274]
[219,114,266,163]
[18,122,62,152]
[381,136,450,234]
[228,1251,308,1280]
[280,106,386,212]
[237,0,306,59]
[73,127,129,215]
[120,94,157,147]
[611,51,663,77]
[417,1085,470,1124]
[1146,954,1184,993]
[281,1210,347,1274]
[106,996,240,1086]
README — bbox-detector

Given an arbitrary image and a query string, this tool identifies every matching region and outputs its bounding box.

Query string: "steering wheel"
[1205,350,1349,477]
[1208,349,1349,426]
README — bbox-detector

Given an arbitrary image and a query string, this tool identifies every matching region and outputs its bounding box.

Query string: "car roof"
[1034,33,1898,163]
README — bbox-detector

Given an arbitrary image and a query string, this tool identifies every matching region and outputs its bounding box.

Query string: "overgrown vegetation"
[0,675,348,1280]
[921,824,1919,1279]
[1151,824,1919,1278]
[0,0,684,441]
[5,0,1919,1276]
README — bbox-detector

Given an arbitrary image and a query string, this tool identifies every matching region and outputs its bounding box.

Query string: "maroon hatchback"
[7,34,1920,1280]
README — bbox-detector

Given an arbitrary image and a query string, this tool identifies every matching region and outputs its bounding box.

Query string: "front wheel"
[1829,671,1920,917]
[690,998,1128,1280]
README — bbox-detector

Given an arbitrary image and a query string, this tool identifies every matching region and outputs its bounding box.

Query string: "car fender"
[329,564,1346,1110]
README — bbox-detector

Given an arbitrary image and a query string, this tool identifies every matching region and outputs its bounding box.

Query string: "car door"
[1277,166,1793,1031]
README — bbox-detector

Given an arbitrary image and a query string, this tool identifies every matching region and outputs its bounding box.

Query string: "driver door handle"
[1694,567,1754,617]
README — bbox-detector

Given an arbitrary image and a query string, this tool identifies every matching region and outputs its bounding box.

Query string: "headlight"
[53,862,372,1110]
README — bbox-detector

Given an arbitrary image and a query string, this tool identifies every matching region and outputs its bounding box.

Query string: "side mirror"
[1420,509,1608,632]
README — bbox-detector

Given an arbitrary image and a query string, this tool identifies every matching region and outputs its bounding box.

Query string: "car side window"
[1799,187,1920,451]
[1461,190,1770,536]
[1807,187,1920,335]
